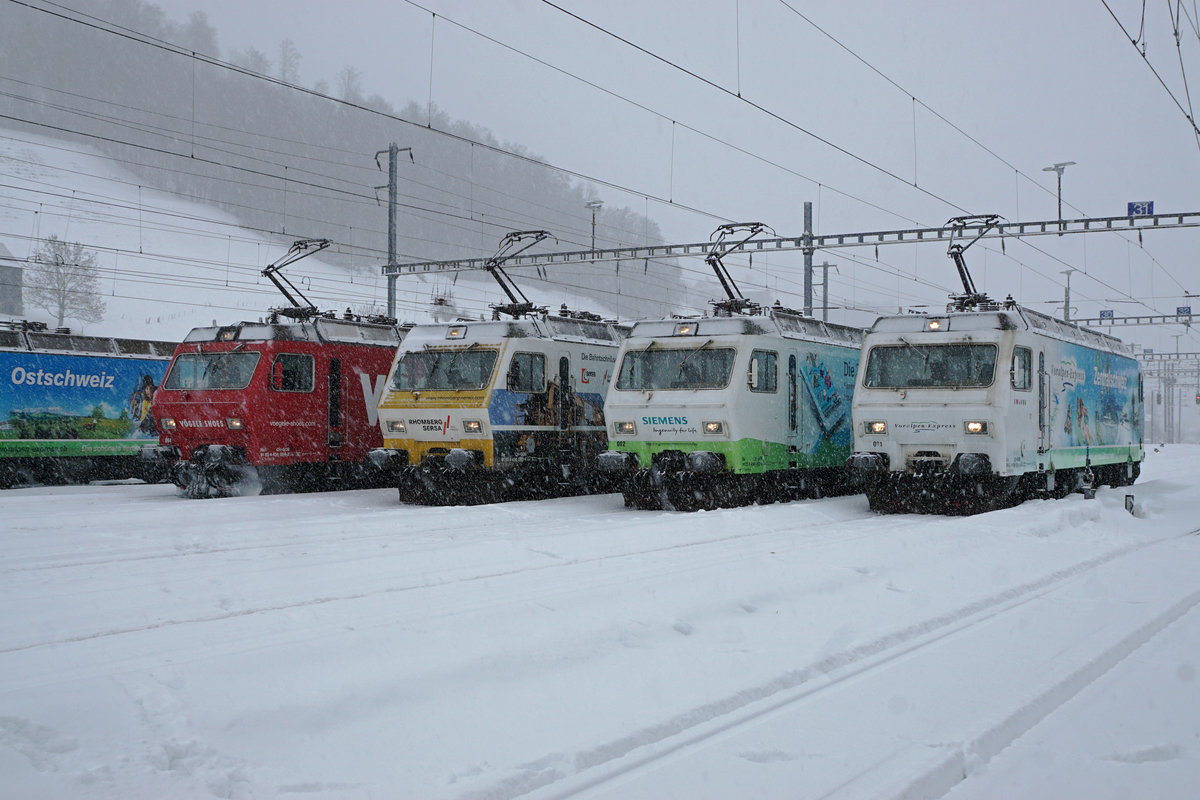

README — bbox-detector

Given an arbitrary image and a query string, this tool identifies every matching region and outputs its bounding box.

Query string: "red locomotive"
[143,240,406,497]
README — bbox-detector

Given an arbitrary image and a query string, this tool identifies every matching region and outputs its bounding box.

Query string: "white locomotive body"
[848,303,1144,513]
[600,307,862,510]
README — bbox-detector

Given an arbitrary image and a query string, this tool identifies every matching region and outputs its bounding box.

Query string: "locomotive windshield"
[390,347,499,391]
[163,351,261,390]
[863,342,996,388]
[616,345,736,390]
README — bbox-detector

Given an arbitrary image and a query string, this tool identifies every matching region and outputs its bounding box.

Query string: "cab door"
[557,354,573,430]
[787,352,800,459]
[328,357,343,454]
[1037,351,1049,454]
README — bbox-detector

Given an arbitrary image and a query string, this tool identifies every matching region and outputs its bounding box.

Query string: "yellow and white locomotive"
[370,232,629,504]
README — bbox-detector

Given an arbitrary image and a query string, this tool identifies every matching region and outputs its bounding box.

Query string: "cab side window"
[507,352,546,392]
[271,353,314,392]
[749,350,778,393]
[1011,346,1031,391]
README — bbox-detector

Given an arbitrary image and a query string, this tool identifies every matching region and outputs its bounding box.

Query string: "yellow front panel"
[382,436,497,468]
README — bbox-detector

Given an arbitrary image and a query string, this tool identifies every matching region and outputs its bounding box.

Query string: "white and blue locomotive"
[848,218,1143,513]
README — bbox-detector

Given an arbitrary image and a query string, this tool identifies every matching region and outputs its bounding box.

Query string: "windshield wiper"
[445,341,480,373]
[676,339,714,376]
[202,343,245,377]
[897,337,929,365]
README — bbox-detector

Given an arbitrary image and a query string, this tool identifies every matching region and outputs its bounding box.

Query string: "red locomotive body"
[147,315,403,496]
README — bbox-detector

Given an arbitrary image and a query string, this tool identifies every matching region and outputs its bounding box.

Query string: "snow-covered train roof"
[182,317,404,347]
[624,309,862,349]
[867,305,1134,356]
[399,315,630,348]
[0,321,176,358]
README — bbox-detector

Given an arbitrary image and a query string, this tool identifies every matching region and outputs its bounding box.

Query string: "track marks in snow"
[0,716,78,772]
[116,673,256,799]
[456,529,1200,800]
[0,496,885,658]
[1103,744,1186,763]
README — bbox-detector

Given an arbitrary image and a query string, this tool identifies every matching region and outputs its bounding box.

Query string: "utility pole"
[586,200,603,251]
[375,143,412,319]
[1173,334,1183,442]
[803,201,814,317]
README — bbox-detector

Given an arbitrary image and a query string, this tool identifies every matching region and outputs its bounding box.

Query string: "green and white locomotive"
[598,223,863,510]
[600,309,862,510]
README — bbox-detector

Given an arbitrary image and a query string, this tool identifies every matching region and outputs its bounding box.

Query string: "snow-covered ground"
[1,446,1197,799]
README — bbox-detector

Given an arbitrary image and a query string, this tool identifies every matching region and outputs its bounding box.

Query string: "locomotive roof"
[624,309,862,349]
[867,305,1134,356]
[0,324,175,358]
[182,317,404,347]
[399,315,630,347]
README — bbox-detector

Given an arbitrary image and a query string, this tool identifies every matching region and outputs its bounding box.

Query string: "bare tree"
[337,65,363,103]
[278,39,301,83]
[25,236,106,327]
[230,46,271,75]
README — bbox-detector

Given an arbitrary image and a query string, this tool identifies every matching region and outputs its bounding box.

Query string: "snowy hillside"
[1,446,1198,799]
[0,129,626,342]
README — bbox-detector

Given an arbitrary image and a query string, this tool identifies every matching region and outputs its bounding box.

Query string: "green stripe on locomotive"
[609,435,851,474]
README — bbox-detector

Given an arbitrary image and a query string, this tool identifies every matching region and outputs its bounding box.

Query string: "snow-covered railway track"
[466,525,1200,800]
[0,491,893,660]
[0,486,876,574]
[3,463,1197,799]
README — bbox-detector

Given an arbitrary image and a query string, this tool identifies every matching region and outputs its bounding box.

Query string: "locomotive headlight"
[386,420,407,434]
[463,419,483,434]
[160,418,177,430]
[703,420,725,435]
[614,421,636,435]
[964,420,989,435]
[865,420,887,435]
[225,418,244,430]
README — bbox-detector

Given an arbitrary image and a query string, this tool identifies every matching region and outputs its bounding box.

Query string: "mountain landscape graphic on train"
[0,352,169,456]
[1047,345,1141,450]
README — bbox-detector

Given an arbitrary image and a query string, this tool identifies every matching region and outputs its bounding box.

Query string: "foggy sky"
[128,0,1200,354]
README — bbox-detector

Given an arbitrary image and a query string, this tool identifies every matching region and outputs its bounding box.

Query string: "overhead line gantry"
[382,211,1200,277]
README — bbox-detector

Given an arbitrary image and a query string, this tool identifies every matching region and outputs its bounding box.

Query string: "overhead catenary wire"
[4,0,1195,333]
[1102,0,1200,142]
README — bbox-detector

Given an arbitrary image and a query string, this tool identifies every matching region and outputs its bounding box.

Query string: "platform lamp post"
[585,200,603,252]
[1042,161,1076,235]
[586,199,605,310]
[1061,267,1076,322]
